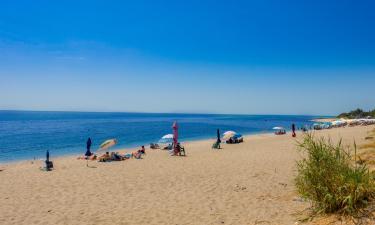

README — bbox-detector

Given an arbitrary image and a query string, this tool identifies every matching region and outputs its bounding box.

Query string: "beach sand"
[1,125,374,225]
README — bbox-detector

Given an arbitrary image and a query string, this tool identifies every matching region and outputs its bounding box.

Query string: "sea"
[0,111,326,163]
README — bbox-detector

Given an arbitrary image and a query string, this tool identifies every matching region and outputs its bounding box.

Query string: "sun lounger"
[40,160,54,171]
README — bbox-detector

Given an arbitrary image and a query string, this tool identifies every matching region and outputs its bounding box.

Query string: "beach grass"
[361,129,375,150]
[295,133,375,215]
[357,129,375,170]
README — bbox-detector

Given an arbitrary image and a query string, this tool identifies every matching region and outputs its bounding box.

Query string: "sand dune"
[1,125,374,225]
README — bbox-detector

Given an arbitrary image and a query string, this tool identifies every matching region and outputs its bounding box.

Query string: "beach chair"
[179,146,186,156]
[174,143,186,156]
[44,160,53,171]
[212,141,220,149]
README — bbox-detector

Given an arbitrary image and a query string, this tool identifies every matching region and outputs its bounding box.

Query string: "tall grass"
[295,134,375,214]
[361,128,375,150]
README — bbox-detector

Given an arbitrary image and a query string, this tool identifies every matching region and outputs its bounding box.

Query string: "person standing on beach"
[292,124,296,137]
[85,137,92,156]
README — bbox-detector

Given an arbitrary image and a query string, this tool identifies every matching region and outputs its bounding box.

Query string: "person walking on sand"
[85,137,92,157]
[292,124,296,137]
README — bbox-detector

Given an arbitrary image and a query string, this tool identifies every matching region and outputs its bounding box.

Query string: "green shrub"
[295,134,375,214]
[337,108,375,119]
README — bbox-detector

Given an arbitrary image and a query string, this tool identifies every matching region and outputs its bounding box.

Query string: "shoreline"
[0,129,286,165]
[0,122,367,166]
[0,111,323,163]
[0,130,277,166]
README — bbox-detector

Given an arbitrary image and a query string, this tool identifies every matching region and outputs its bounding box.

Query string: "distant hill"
[337,108,375,119]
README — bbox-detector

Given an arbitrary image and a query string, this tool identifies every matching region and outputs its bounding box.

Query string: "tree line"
[338,108,375,119]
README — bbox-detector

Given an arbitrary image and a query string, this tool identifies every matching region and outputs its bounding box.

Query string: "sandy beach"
[1,125,374,225]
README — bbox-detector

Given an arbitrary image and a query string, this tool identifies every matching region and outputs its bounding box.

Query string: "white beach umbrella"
[223,131,237,140]
[161,134,174,139]
[159,134,174,144]
[272,127,284,130]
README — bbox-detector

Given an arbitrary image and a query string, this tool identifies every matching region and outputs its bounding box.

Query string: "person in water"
[85,137,92,157]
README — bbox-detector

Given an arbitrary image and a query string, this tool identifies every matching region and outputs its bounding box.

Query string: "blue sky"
[0,0,374,115]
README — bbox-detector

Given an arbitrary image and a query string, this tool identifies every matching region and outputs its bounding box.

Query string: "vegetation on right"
[338,108,375,119]
[295,133,375,215]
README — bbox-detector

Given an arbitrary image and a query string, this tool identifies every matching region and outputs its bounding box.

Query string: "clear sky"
[0,0,374,115]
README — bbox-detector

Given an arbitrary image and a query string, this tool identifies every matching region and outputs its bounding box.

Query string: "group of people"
[226,136,244,144]
[79,138,147,162]
[83,123,299,162]
[275,124,297,136]
[53,123,301,169]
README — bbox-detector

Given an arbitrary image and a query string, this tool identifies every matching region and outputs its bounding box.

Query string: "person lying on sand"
[98,152,111,162]
[111,152,125,161]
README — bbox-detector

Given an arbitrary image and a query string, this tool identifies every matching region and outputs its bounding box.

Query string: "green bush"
[337,108,375,119]
[295,134,375,214]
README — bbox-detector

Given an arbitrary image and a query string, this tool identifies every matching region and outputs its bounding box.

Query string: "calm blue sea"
[0,111,324,163]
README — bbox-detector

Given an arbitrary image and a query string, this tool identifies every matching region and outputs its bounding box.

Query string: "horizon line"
[0,109,334,117]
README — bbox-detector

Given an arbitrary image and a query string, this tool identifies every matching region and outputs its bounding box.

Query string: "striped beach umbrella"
[98,139,117,152]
